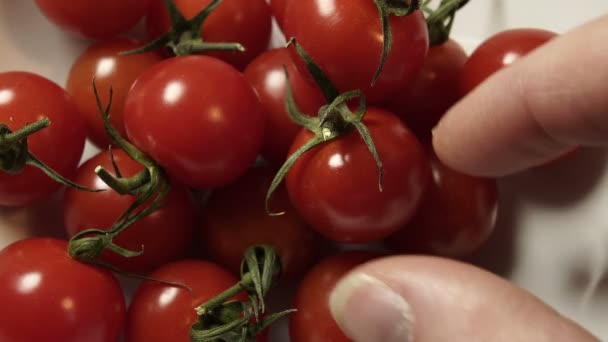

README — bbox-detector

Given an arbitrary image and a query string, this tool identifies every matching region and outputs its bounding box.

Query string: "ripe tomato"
[146,0,272,70]
[388,39,468,141]
[63,149,197,273]
[282,0,428,103]
[124,55,265,189]
[66,38,164,149]
[34,0,149,39]
[0,72,86,206]
[244,48,325,163]
[201,165,320,280]
[285,108,430,243]
[270,0,288,30]
[0,238,126,342]
[461,28,557,95]
[125,259,266,342]
[289,251,379,342]
[385,150,498,257]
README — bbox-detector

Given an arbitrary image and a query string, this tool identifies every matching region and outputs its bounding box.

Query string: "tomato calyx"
[190,246,294,341]
[68,82,170,264]
[0,118,102,192]
[424,0,470,46]
[265,38,384,215]
[122,0,245,57]
[372,0,421,85]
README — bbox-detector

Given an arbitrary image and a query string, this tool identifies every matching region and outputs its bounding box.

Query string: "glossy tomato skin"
[63,149,197,273]
[146,0,272,70]
[286,108,430,243]
[283,0,428,104]
[386,150,498,257]
[244,48,326,163]
[124,55,265,189]
[290,251,379,342]
[388,39,468,141]
[0,238,126,342]
[202,165,321,280]
[0,72,86,206]
[270,0,288,30]
[66,38,164,148]
[125,259,267,342]
[34,0,149,39]
[461,28,557,95]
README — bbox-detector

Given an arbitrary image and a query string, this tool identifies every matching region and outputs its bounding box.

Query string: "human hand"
[328,14,608,342]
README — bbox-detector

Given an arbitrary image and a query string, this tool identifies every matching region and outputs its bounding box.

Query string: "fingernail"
[329,272,415,342]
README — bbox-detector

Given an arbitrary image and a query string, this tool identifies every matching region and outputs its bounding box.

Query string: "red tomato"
[290,251,379,342]
[285,108,430,243]
[270,0,288,30]
[66,38,164,148]
[0,238,126,342]
[63,149,197,273]
[388,39,468,141]
[461,28,557,95]
[146,0,272,70]
[386,150,498,257]
[0,72,86,206]
[282,0,428,103]
[124,55,265,189]
[201,165,321,280]
[244,48,326,163]
[125,259,266,342]
[34,0,149,39]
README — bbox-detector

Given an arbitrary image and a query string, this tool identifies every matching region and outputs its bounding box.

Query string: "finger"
[329,256,599,342]
[433,15,608,176]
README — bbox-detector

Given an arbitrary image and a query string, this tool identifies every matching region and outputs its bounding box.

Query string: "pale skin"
[329,14,608,342]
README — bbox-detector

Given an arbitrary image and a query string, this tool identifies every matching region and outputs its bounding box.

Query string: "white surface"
[1,0,608,340]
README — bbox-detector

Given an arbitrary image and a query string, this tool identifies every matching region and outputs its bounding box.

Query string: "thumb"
[329,256,599,342]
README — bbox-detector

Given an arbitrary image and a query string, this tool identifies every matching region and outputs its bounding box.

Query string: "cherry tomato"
[285,108,430,243]
[388,39,468,141]
[0,238,126,342]
[125,259,266,342]
[34,0,149,39]
[0,72,86,206]
[386,149,498,257]
[146,0,272,70]
[270,0,288,30]
[124,55,265,189]
[461,28,557,95]
[282,0,428,103]
[63,149,197,273]
[66,38,164,149]
[244,48,325,163]
[290,251,379,342]
[201,165,320,280]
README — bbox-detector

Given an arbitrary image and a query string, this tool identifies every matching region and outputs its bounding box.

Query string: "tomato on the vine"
[289,251,380,342]
[461,28,557,95]
[124,55,265,189]
[388,39,468,141]
[385,149,498,257]
[125,259,266,342]
[285,108,430,243]
[282,0,428,103]
[66,38,164,149]
[64,149,197,273]
[146,0,272,70]
[34,0,149,39]
[0,72,86,206]
[244,48,325,163]
[0,238,126,342]
[201,165,321,280]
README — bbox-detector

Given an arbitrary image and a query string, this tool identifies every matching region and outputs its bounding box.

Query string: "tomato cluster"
[0,0,561,341]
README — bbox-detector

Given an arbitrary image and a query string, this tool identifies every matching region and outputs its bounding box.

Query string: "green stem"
[174,40,245,56]
[0,118,49,146]
[427,0,471,45]
[195,278,248,316]
[25,154,103,192]
[94,167,150,195]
